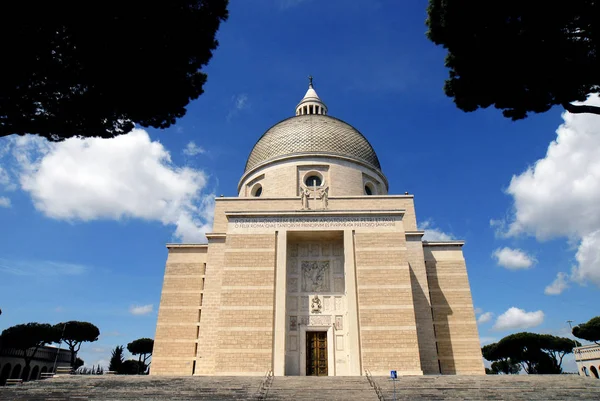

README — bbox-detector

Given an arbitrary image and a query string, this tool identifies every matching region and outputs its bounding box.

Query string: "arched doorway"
[0,363,11,386]
[30,365,40,381]
[583,366,589,376]
[590,365,599,379]
[10,364,21,380]
[21,365,31,381]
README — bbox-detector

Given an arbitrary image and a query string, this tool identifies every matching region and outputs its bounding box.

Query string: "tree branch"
[562,102,600,115]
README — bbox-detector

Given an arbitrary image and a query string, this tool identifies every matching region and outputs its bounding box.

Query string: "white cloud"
[571,229,600,286]
[5,130,213,242]
[493,307,544,331]
[0,259,88,276]
[492,247,536,270]
[183,141,205,156]
[0,196,10,208]
[498,95,600,288]
[544,272,570,295]
[129,304,153,316]
[234,94,249,110]
[418,220,455,241]
[474,307,483,315]
[0,166,15,190]
[227,94,250,121]
[477,312,494,324]
[479,336,497,346]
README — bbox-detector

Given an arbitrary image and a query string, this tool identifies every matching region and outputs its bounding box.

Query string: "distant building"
[575,344,600,379]
[0,345,72,384]
[152,80,484,377]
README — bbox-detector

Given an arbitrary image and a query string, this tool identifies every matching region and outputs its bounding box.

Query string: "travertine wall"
[423,244,484,375]
[152,192,484,376]
[406,236,440,374]
[354,231,423,375]
[212,195,418,233]
[221,234,276,375]
[151,245,207,376]
[238,157,388,197]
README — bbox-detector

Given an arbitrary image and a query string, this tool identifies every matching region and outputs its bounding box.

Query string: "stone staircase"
[372,375,600,400]
[0,375,263,400]
[1,374,600,400]
[266,376,377,400]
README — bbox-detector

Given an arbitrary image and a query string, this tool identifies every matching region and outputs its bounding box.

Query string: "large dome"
[245,114,382,172]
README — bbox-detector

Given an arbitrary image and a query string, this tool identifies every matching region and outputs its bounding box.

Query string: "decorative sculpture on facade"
[300,185,329,210]
[311,295,322,314]
[302,261,330,292]
[319,186,329,209]
[301,186,310,210]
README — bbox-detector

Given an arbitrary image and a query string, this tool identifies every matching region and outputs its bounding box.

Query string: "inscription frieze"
[231,216,396,229]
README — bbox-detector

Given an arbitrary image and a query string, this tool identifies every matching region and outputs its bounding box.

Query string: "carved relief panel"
[301,261,330,292]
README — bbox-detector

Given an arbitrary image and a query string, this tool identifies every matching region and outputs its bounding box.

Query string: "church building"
[151,80,484,377]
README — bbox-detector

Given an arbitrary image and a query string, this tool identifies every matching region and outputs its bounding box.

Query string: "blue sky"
[0,0,598,371]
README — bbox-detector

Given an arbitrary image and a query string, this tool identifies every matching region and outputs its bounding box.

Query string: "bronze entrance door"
[306,331,328,376]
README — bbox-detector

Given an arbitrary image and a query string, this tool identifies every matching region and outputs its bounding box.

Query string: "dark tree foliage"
[490,359,521,375]
[0,1,229,141]
[482,332,580,374]
[426,0,600,120]
[573,316,600,345]
[120,359,147,375]
[127,338,154,373]
[74,357,85,370]
[0,323,61,368]
[56,321,100,367]
[109,345,125,373]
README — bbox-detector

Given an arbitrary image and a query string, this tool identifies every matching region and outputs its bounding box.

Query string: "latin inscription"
[231,216,395,229]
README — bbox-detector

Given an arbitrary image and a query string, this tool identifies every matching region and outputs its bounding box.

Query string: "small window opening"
[365,185,373,195]
[251,183,263,197]
[305,175,322,187]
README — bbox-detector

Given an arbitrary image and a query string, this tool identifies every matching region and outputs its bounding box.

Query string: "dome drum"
[239,80,387,197]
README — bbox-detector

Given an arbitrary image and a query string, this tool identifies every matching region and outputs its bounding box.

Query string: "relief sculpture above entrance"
[301,261,330,292]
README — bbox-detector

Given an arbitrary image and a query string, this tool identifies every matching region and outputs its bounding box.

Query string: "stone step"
[2,375,600,400]
[265,376,377,401]
[371,375,600,401]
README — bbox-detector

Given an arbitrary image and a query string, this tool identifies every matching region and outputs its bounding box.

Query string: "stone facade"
[575,344,600,378]
[0,346,72,384]
[151,81,484,376]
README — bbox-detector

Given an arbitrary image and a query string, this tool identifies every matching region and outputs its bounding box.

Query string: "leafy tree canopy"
[127,338,154,359]
[109,345,124,373]
[482,332,580,374]
[426,0,600,119]
[573,316,600,345]
[127,338,154,373]
[120,359,147,375]
[490,359,521,375]
[0,1,229,141]
[0,323,61,367]
[74,357,85,370]
[56,321,100,366]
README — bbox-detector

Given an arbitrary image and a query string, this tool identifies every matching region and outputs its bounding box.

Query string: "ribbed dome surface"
[245,114,381,172]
